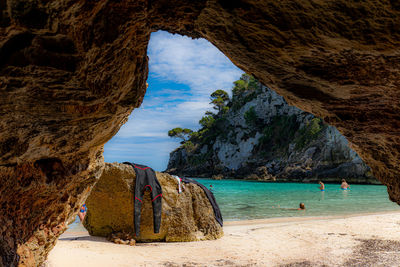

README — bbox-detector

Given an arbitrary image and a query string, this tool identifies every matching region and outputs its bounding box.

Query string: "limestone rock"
[83,163,223,242]
[255,166,276,181]
[167,85,377,184]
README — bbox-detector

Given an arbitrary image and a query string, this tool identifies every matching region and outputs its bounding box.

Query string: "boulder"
[83,163,223,242]
[211,174,223,180]
[255,166,276,181]
[243,168,276,181]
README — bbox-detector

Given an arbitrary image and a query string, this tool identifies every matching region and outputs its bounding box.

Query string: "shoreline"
[224,209,400,226]
[66,210,400,233]
[65,209,400,234]
[183,177,382,185]
[48,211,400,266]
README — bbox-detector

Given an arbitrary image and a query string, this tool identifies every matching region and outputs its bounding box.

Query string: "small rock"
[211,174,223,180]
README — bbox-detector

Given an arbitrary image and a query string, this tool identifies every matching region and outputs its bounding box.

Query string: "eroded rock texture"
[83,163,223,242]
[0,1,150,266]
[1,0,400,266]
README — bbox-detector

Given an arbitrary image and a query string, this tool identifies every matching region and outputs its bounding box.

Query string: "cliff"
[167,76,378,184]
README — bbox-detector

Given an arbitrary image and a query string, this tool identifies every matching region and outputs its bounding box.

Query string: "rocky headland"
[167,75,378,184]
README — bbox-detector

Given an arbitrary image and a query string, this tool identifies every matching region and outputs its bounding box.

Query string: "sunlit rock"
[83,163,223,242]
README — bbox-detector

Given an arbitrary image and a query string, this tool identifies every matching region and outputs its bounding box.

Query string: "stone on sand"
[83,163,223,242]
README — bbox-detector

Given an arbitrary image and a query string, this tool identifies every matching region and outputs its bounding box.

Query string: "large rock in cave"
[0,0,399,266]
[83,163,223,242]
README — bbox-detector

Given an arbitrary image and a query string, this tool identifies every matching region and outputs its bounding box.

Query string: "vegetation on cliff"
[169,74,326,161]
[168,128,193,143]
[167,74,375,183]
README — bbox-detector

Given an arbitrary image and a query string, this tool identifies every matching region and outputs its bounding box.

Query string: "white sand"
[46,211,400,267]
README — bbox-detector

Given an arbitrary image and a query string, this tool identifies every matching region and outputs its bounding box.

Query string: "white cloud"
[148,31,243,97]
[116,97,211,139]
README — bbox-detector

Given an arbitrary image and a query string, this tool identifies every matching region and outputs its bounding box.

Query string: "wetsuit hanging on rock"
[181,177,223,227]
[123,162,162,237]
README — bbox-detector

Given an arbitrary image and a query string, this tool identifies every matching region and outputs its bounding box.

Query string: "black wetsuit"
[181,177,223,227]
[123,162,162,237]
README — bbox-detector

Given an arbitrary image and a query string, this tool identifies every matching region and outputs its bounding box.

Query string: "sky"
[104,31,243,171]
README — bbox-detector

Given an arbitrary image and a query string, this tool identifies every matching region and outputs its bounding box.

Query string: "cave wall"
[0,1,151,265]
[0,0,399,266]
[190,0,400,201]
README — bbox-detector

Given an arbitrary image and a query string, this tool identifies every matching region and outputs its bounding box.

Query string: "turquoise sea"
[68,179,400,231]
[195,179,400,221]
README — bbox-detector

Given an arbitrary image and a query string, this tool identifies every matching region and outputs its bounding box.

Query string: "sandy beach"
[46,212,400,267]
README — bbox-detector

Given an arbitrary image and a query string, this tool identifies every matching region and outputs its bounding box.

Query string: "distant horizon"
[104,31,243,171]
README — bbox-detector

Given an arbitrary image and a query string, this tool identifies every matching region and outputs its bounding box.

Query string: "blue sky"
[104,31,243,171]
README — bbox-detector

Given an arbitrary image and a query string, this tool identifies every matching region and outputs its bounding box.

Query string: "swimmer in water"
[319,181,325,191]
[273,203,305,210]
[340,179,350,190]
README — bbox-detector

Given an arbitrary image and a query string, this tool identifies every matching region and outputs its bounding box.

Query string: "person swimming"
[272,203,305,210]
[340,179,350,190]
[319,181,325,191]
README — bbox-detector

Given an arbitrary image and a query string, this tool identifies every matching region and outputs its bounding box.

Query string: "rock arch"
[0,0,399,266]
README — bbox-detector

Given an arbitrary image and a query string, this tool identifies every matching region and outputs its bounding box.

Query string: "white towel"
[173,175,184,194]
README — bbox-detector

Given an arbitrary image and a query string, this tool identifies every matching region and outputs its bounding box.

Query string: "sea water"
[195,179,400,221]
[68,179,400,231]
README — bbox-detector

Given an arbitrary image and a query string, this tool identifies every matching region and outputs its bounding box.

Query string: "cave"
[1,1,400,266]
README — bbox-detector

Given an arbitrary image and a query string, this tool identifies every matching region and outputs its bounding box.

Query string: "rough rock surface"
[83,163,223,242]
[167,85,378,184]
[0,1,400,266]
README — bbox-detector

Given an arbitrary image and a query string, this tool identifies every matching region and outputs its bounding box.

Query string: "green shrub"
[244,106,258,126]
[309,118,322,136]
[294,118,324,149]
[231,74,261,111]
[232,79,247,97]
[258,115,299,152]
[168,127,193,142]
[188,154,207,165]
[183,141,196,153]
[199,115,215,128]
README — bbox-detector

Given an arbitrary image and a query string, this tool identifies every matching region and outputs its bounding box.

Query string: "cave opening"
[103,31,243,171]
[98,31,398,223]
